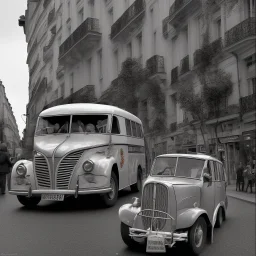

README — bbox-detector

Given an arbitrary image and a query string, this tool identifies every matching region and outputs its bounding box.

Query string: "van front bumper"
[9,187,112,197]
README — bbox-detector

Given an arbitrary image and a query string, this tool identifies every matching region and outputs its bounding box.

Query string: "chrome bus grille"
[34,154,51,188]
[56,150,85,189]
[141,183,168,231]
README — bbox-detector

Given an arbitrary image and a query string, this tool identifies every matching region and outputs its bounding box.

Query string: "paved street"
[0,189,255,256]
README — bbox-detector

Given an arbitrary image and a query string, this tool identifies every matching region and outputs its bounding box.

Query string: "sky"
[0,0,28,139]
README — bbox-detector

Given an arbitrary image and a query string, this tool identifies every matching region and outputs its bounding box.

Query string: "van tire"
[17,195,41,208]
[215,208,223,228]
[130,168,142,193]
[101,172,118,207]
[187,217,207,255]
[121,222,140,248]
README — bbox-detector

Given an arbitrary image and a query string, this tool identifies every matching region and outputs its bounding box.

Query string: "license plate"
[41,194,64,201]
[146,234,166,253]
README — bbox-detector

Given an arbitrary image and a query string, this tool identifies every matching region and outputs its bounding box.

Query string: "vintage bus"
[9,104,146,207]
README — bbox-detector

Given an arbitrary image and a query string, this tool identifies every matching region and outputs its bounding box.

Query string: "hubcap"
[108,177,116,200]
[194,225,203,248]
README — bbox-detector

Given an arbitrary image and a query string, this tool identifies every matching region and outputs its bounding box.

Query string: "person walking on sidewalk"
[245,165,253,193]
[236,162,244,191]
[0,143,12,194]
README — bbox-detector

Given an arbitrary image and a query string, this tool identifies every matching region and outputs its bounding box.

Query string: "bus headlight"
[16,164,27,177]
[83,160,94,173]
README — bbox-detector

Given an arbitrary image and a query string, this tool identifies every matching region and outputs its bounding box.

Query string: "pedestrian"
[245,165,253,193]
[0,143,13,194]
[236,162,244,191]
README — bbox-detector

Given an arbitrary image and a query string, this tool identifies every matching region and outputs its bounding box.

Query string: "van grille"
[34,154,51,188]
[56,150,85,189]
[141,183,168,231]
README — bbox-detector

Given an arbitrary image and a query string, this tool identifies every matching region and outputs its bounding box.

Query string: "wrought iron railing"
[180,55,189,75]
[171,66,179,84]
[48,8,55,25]
[170,122,177,133]
[146,55,165,76]
[169,0,192,17]
[110,0,145,39]
[43,32,56,62]
[59,18,100,59]
[162,16,169,37]
[240,94,256,114]
[225,17,256,47]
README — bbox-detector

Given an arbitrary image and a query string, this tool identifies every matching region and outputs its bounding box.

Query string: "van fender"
[176,208,210,230]
[119,203,141,227]
[212,201,226,227]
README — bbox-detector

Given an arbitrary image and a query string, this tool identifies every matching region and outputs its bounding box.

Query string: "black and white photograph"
[0,0,255,255]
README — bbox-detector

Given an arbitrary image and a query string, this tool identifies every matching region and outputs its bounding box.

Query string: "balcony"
[225,17,256,53]
[193,37,223,66]
[169,0,201,28]
[48,8,55,25]
[171,66,179,84]
[43,31,56,63]
[180,55,190,75]
[56,65,64,79]
[62,85,97,104]
[59,18,101,65]
[110,0,145,40]
[146,55,166,80]
[170,122,177,133]
[241,94,256,114]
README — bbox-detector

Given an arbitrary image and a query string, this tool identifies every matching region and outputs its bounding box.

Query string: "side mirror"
[203,173,212,182]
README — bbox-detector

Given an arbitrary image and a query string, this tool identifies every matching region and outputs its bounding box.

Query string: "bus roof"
[40,103,142,124]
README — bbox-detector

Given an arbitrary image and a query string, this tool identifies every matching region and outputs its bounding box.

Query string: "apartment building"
[0,81,21,157]
[19,0,255,181]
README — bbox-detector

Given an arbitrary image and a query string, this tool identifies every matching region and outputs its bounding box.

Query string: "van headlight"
[16,164,27,177]
[83,160,94,173]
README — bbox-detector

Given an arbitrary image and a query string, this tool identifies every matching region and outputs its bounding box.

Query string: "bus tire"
[130,168,142,193]
[17,195,41,208]
[101,172,118,207]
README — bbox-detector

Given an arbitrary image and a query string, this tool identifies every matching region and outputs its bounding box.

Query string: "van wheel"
[188,217,207,255]
[121,222,140,248]
[215,208,223,228]
[17,195,41,208]
[130,168,142,193]
[101,172,118,207]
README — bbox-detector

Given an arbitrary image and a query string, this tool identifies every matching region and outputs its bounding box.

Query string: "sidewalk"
[226,184,256,204]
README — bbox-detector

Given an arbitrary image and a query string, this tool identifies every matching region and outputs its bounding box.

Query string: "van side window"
[111,116,120,134]
[214,162,221,181]
[131,121,137,137]
[218,163,224,181]
[125,119,132,136]
[211,161,218,181]
[136,123,141,138]
[208,161,214,178]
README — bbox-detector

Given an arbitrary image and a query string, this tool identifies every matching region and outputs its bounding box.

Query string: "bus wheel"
[130,168,142,193]
[101,172,118,207]
[17,195,41,208]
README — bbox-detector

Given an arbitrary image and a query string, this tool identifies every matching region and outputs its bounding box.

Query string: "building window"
[127,42,132,58]
[153,31,157,55]
[137,33,142,65]
[98,49,103,79]
[108,8,113,25]
[245,53,256,67]
[247,0,255,17]
[70,73,74,95]
[78,8,84,25]
[183,26,188,56]
[87,58,92,84]
[67,23,71,36]
[60,83,65,97]
[219,96,228,110]
[114,50,119,76]
[248,77,256,94]
[172,36,177,68]
[89,0,95,18]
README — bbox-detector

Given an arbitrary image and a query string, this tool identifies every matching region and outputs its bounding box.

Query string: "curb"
[227,194,256,205]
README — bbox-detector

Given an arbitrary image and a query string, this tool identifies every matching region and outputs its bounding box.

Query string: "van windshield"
[151,157,205,179]
[71,115,109,134]
[35,116,70,136]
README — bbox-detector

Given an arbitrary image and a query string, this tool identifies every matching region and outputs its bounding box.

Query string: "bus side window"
[125,119,132,136]
[111,116,120,134]
[131,121,137,137]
